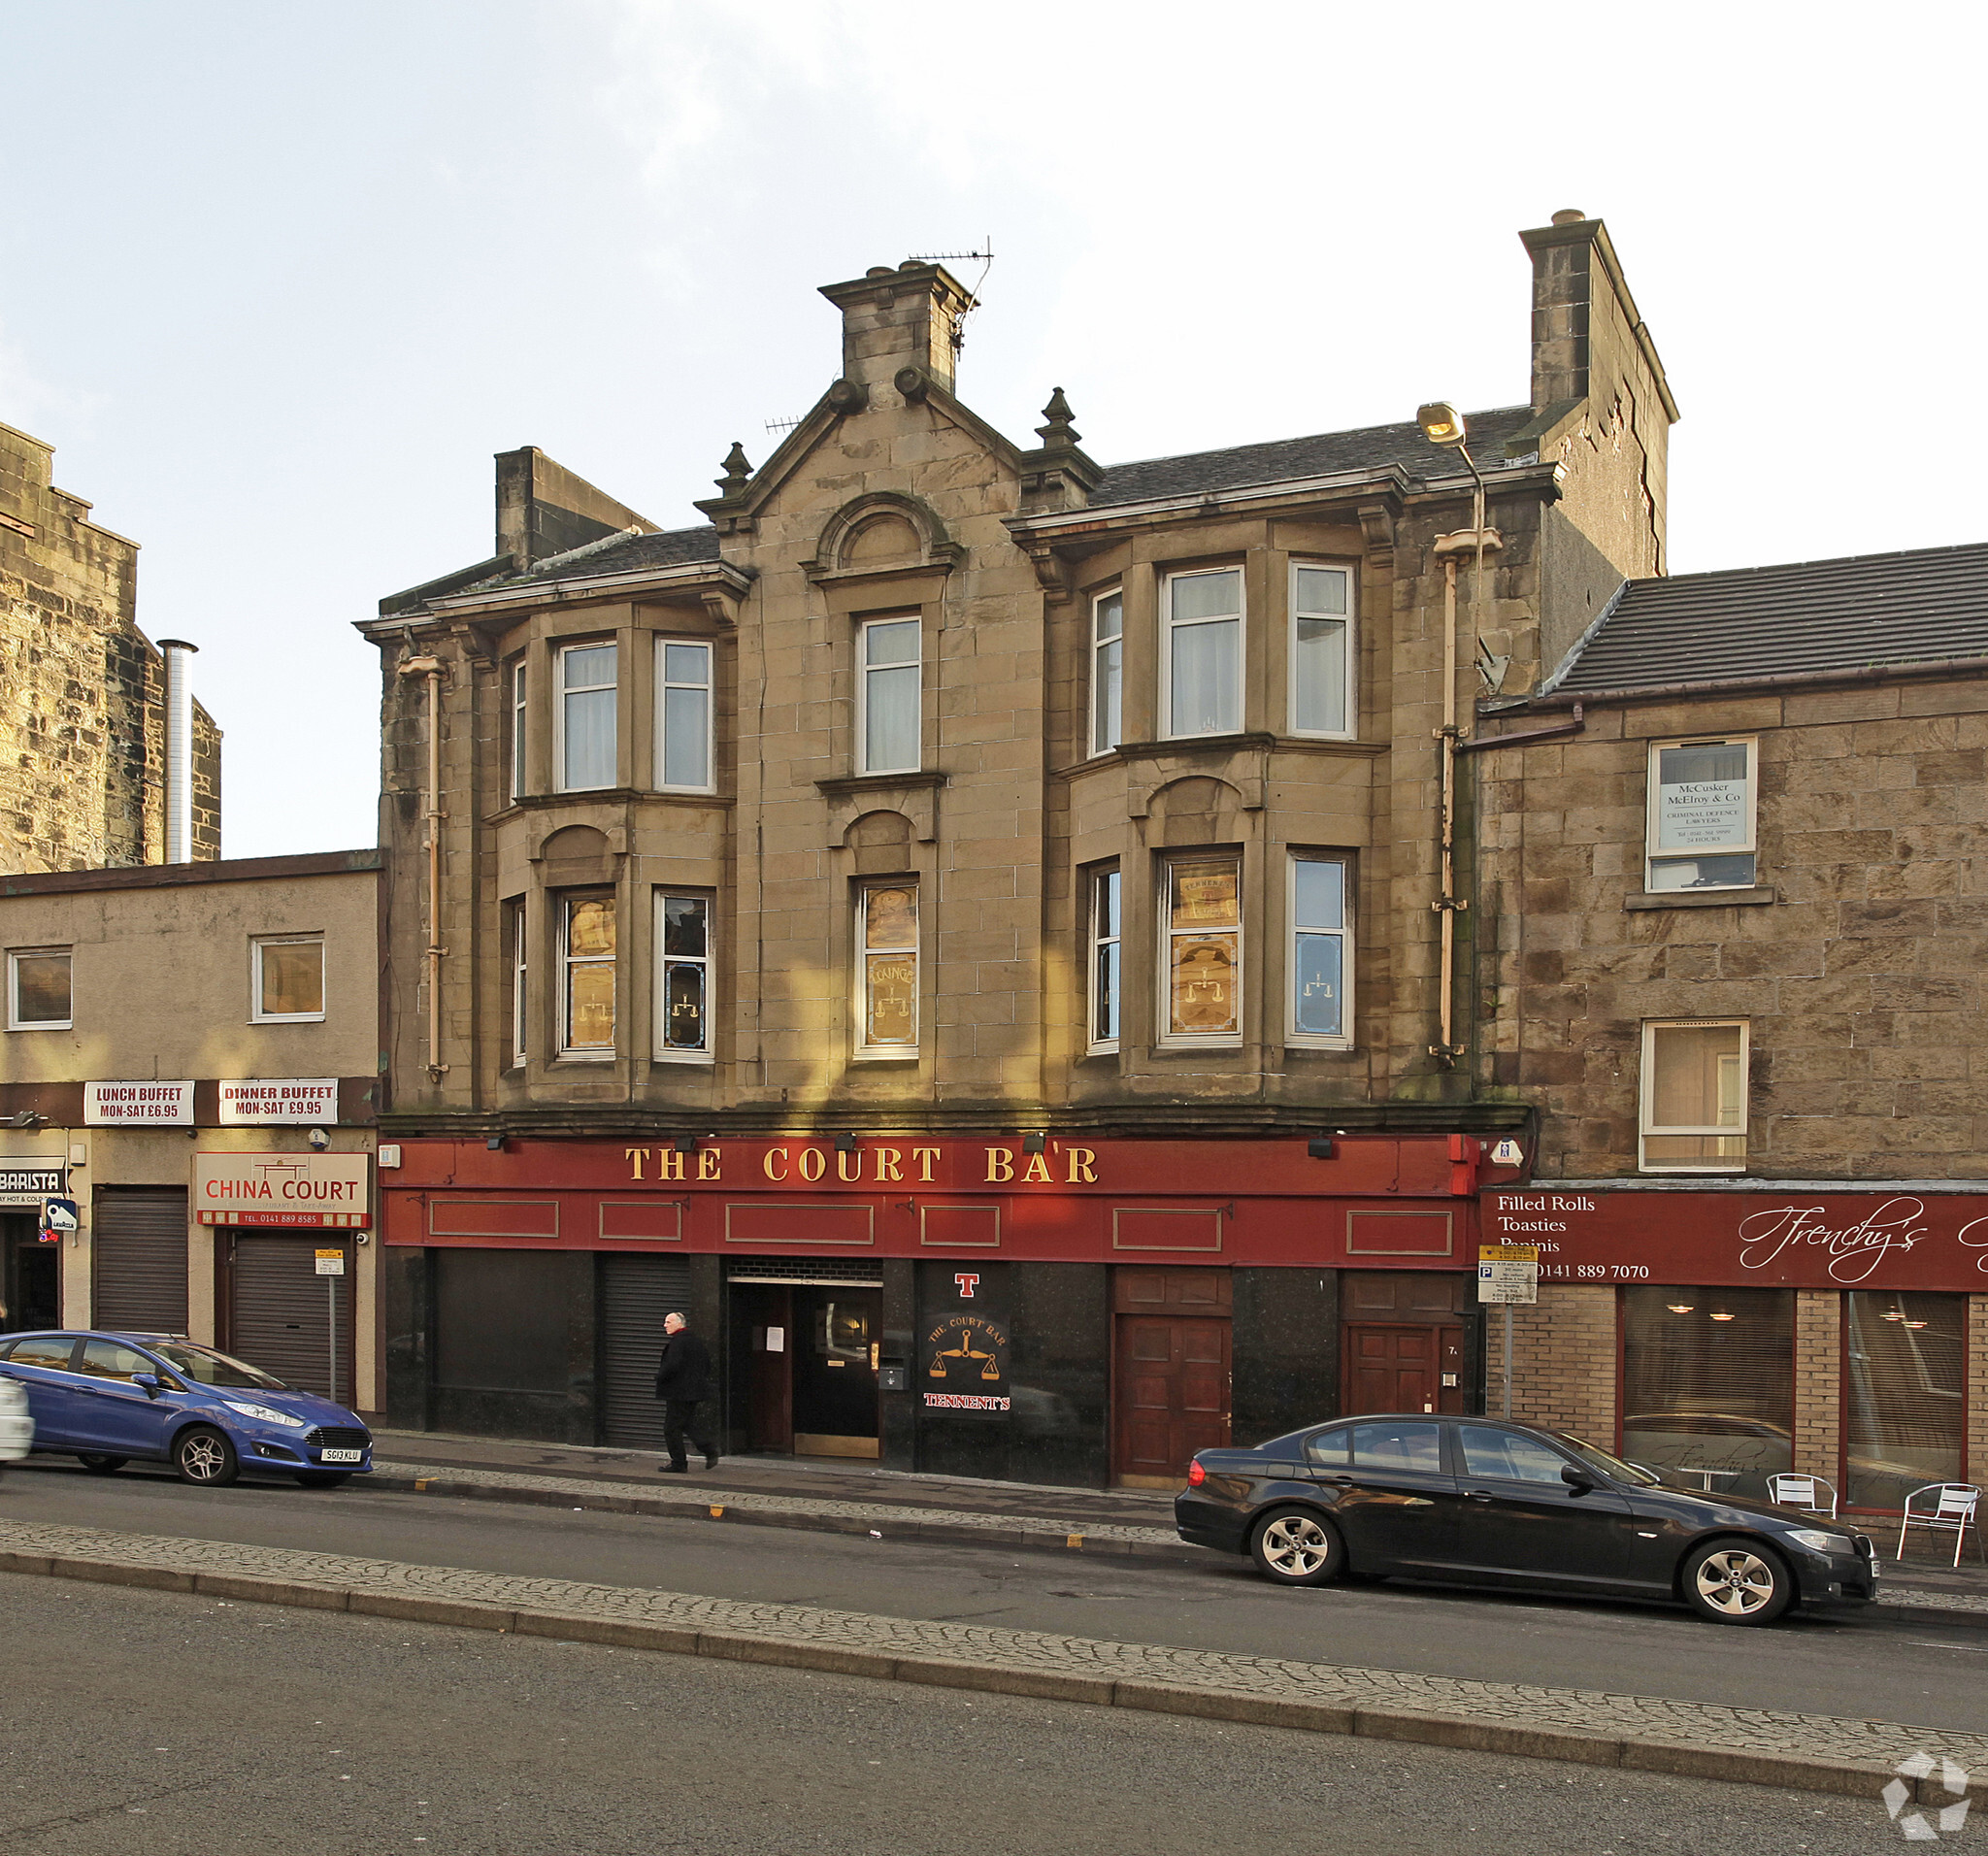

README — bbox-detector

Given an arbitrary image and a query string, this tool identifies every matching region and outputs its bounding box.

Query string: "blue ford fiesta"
[0,1330,373,1488]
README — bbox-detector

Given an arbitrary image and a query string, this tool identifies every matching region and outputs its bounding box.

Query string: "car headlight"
[1786,1527,1850,1554]
[220,1401,308,1430]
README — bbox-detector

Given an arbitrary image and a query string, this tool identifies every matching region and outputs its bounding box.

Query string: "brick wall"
[1793,1290,1842,1483]
[1508,1283,1617,1441]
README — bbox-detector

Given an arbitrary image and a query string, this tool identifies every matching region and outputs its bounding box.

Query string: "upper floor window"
[1088,866,1121,1050]
[8,948,72,1031]
[559,895,616,1059]
[508,658,527,802]
[858,616,921,776]
[558,642,617,792]
[1640,1018,1747,1172]
[1289,563,1353,737]
[1162,855,1241,1044]
[1288,853,1350,1045]
[251,936,324,1024]
[1163,568,1242,738]
[655,892,712,1061]
[1090,589,1123,755]
[1646,738,1756,891]
[856,881,918,1055]
[655,640,713,792]
[505,898,527,1069]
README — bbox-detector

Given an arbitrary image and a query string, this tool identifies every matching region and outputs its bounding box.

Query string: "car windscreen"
[1555,1432,1660,1486]
[144,1342,286,1390]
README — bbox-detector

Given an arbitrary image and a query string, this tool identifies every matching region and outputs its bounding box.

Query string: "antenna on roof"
[907,238,994,356]
[764,415,804,436]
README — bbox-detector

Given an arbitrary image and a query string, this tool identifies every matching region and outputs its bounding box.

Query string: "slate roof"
[1550,543,1988,694]
[514,523,722,580]
[1088,407,1539,509]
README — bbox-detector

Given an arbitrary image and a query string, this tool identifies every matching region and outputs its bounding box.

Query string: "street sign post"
[315,1248,346,1404]
[1478,1244,1540,1419]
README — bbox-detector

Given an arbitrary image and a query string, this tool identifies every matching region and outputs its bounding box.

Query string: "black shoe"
[704,1453,721,1472]
[660,1463,689,1475]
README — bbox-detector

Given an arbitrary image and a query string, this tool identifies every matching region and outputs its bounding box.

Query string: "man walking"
[654,1310,718,1475]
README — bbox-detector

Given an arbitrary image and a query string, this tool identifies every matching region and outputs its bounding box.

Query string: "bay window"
[1088,867,1121,1050]
[1162,855,1241,1043]
[1288,853,1350,1044]
[1090,589,1123,755]
[1640,1019,1747,1171]
[1163,568,1242,738]
[856,881,919,1054]
[1647,737,1756,891]
[859,616,921,775]
[1289,563,1352,736]
[558,642,617,792]
[654,893,712,1060]
[559,894,616,1058]
[506,899,527,1068]
[508,658,527,801]
[655,640,713,791]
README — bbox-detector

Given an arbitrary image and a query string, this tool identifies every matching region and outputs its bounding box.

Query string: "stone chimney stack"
[818,261,975,397]
[1518,209,1678,427]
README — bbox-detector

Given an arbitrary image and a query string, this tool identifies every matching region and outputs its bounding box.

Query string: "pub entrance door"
[1112,1266,1231,1487]
[1340,1272,1470,1418]
[729,1275,881,1460]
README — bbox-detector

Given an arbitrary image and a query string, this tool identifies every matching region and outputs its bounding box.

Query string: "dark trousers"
[663,1399,714,1467]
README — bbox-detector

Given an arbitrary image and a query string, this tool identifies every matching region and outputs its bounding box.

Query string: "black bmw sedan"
[1175,1414,1879,1625]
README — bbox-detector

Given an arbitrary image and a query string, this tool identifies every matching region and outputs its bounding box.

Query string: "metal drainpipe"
[398,652,448,1081]
[156,639,199,863]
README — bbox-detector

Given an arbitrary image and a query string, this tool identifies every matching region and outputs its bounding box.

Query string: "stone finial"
[713,442,752,498]
[1036,387,1079,451]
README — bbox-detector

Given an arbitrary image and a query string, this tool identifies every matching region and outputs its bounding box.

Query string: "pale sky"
[6,2,1984,858]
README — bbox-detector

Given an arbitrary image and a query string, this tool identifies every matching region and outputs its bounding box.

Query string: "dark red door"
[1114,1313,1231,1484]
[1342,1322,1462,1417]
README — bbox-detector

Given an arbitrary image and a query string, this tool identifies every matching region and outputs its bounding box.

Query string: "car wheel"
[78,1454,128,1475]
[1248,1507,1346,1587]
[1682,1539,1793,1625]
[293,1472,350,1489]
[173,1427,240,1488]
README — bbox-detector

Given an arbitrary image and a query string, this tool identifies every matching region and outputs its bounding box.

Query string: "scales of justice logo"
[921,1312,1011,1412]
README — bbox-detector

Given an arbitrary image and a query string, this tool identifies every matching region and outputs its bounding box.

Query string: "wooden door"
[731,1285,792,1452]
[1114,1313,1231,1485]
[1342,1321,1463,1417]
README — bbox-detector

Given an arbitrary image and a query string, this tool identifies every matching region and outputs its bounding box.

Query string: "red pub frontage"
[1483,1184,1988,1515]
[377,1133,1518,1486]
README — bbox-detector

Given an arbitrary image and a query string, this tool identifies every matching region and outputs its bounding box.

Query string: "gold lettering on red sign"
[985,1146,1013,1182]
[1066,1148,1097,1183]
[698,1149,721,1181]
[875,1147,903,1182]
[763,1148,788,1181]
[912,1146,940,1181]
[798,1148,826,1182]
[625,1147,647,1180]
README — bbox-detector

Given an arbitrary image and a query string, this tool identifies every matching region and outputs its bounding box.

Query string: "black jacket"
[654,1330,712,1403]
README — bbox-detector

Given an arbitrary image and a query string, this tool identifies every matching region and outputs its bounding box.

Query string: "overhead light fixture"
[5,1110,45,1130]
[1021,1132,1046,1156]
[834,1133,859,1154]
[1707,1311,1736,1322]
[675,1134,700,1155]
[485,1136,506,1152]
[1667,1305,1695,1314]
[1416,401,1468,447]
[1308,1136,1337,1160]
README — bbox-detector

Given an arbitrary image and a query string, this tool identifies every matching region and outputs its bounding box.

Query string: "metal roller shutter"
[599,1253,693,1448]
[226,1233,354,1406]
[91,1189,189,1334]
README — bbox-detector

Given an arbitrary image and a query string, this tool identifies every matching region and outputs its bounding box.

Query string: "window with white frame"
[1289,563,1353,737]
[858,616,921,775]
[1288,854,1351,1044]
[8,948,72,1031]
[1090,589,1123,755]
[654,892,712,1060]
[251,936,324,1023]
[856,881,918,1054]
[1646,738,1756,891]
[1163,567,1242,738]
[1088,867,1121,1049]
[1640,1019,1747,1171]
[1161,855,1242,1043]
[557,642,617,791]
[508,658,527,802]
[505,898,527,1069]
[559,895,616,1058]
[654,640,712,791]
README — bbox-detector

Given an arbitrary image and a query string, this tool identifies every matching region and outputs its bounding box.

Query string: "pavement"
[367,1428,1988,1614]
[3,1508,1985,1809]
[4,1575,1929,1856]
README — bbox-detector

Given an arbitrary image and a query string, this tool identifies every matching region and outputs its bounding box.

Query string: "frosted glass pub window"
[1290,564,1351,736]
[1640,1019,1747,1170]
[559,643,617,791]
[1647,738,1756,891]
[1289,855,1349,1042]
[1089,867,1121,1048]
[1091,589,1123,754]
[858,882,918,1052]
[1164,857,1241,1041]
[655,893,711,1059]
[655,641,712,791]
[561,896,616,1056]
[859,617,921,775]
[1164,569,1242,738]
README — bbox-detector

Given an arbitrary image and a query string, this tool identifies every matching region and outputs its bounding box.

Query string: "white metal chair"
[1897,1484,1983,1568]
[1767,1474,1839,1518]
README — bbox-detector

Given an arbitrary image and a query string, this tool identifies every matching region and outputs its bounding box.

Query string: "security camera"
[308,1128,332,1151]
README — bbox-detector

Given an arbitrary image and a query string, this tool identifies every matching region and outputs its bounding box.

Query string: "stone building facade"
[358,213,1678,1485]
[1475,543,1988,1512]
[0,418,220,872]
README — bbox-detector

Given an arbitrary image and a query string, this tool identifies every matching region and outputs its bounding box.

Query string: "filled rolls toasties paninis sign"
[194,1152,372,1228]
